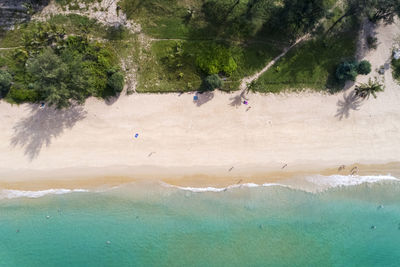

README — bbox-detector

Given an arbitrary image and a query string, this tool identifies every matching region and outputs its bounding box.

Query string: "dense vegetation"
[0,18,124,108]
[336,60,371,82]
[1,0,400,107]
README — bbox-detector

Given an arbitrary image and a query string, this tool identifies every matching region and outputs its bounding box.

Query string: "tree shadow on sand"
[193,91,214,106]
[229,91,248,107]
[335,90,363,120]
[10,105,87,161]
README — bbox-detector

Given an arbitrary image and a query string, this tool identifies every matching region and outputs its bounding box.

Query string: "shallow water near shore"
[1,176,400,266]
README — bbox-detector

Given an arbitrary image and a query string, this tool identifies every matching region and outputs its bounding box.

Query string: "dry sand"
[1,21,400,190]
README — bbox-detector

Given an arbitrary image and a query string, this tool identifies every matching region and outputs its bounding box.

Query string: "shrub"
[392,58,400,80]
[367,36,378,50]
[195,43,237,76]
[107,71,125,93]
[336,61,358,81]
[357,60,371,75]
[7,86,39,103]
[106,25,128,40]
[0,69,12,98]
[0,56,6,67]
[203,74,223,91]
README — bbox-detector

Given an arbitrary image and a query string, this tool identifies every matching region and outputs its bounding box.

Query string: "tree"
[357,60,371,75]
[370,0,400,24]
[355,78,384,99]
[244,0,276,35]
[107,72,125,94]
[26,48,89,108]
[336,61,359,81]
[278,0,330,38]
[0,69,12,98]
[326,0,400,34]
[203,74,223,91]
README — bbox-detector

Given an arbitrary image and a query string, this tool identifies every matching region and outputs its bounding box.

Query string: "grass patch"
[120,0,203,39]
[136,40,202,93]
[251,30,358,93]
[47,14,107,38]
[136,39,282,93]
[0,27,25,48]
[0,14,123,49]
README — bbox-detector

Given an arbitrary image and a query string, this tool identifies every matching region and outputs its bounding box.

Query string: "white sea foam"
[2,175,397,198]
[161,182,286,193]
[161,174,399,193]
[306,174,398,188]
[0,188,89,199]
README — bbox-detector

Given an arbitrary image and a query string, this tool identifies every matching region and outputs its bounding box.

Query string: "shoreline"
[1,21,400,192]
[1,162,399,192]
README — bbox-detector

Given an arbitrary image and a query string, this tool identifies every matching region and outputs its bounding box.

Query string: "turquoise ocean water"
[1,176,400,266]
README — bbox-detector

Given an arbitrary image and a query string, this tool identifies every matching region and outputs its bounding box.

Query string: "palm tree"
[354,78,384,99]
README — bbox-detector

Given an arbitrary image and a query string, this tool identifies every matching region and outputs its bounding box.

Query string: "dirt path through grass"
[0,47,22,50]
[239,34,309,91]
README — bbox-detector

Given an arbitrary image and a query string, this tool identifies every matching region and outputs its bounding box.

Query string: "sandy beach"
[1,21,400,190]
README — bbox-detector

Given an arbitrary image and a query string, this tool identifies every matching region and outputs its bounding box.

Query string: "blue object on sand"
[135,133,139,138]
[243,100,248,105]
[193,95,198,101]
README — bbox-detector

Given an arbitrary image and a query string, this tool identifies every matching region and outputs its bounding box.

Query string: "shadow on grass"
[335,90,363,120]
[10,104,87,160]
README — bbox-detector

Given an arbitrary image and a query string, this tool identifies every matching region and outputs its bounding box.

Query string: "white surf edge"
[306,174,399,187]
[161,174,399,193]
[0,188,89,199]
[1,174,398,198]
[160,181,289,193]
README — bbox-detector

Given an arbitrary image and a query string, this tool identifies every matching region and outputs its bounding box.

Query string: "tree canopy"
[0,70,12,98]
[2,22,124,108]
[26,47,90,108]
[203,74,223,91]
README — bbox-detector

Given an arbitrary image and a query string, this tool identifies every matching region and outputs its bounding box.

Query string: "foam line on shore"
[0,174,398,199]
[306,174,399,188]
[161,174,399,193]
[0,188,89,199]
[161,182,287,193]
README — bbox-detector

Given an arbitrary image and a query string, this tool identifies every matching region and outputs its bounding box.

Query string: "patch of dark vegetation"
[1,21,124,108]
[0,0,50,29]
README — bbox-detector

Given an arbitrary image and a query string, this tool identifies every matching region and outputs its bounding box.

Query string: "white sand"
[0,21,400,184]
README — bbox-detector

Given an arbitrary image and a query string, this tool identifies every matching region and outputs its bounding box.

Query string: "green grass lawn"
[0,14,123,49]
[136,40,202,93]
[121,0,202,39]
[136,40,282,93]
[251,30,358,93]
[48,14,108,38]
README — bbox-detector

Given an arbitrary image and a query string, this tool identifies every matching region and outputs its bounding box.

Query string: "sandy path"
[0,21,400,183]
